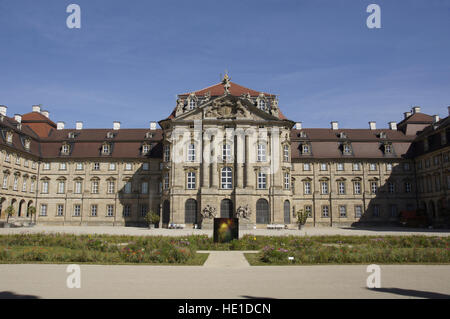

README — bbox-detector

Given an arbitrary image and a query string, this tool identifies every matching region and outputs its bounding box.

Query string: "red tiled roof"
[180,81,275,97]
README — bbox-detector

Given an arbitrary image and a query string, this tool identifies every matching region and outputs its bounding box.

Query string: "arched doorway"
[284,200,291,224]
[162,200,170,226]
[26,201,33,218]
[0,197,5,219]
[220,199,233,218]
[256,199,270,224]
[18,200,25,217]
[185,199,197,224]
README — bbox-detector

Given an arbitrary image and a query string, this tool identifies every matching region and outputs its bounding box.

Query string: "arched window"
[284,200,291,224]
[220,199,233,218]
[221,167,232,189]
[185,199,197,224]
[256,199,270,224]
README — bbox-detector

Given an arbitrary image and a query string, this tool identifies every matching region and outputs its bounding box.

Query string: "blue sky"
[0,0,449,129]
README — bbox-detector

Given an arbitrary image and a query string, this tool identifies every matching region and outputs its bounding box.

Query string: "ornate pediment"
[204,98,250,119]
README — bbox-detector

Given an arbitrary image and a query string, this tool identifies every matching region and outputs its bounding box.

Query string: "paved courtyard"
[0,261,449,299]
[1,225,449,237]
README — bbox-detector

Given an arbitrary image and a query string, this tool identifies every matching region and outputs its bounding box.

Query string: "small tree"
[5,205,15,223]
[294,209,308,228]
[144,211,160,228]
[27,206,36,223]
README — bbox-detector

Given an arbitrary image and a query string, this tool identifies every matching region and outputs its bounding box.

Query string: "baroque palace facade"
[0,75,449,228]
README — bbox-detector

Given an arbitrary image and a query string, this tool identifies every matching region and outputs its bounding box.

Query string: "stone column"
[236,129,245,189]
[202,132,210,188]
[211,135,218,188]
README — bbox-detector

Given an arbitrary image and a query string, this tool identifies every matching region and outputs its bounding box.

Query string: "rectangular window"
[5,153,10,162]
[304,181,311,195]
[91,181,99,194]
[305,205,312,217]
[57,204,64,216]
[339,205,347,218]
[30,180,35,193]
[353,163,361,171]
[13,176,18,191]
[42,181,49,194]
[164,145,170,162]
[257,143,266,162]
[390,205,398,217]
[222,144,231,161]
[187,172,196,189]
[321,181,328,194]
[303,163,310,171]
[355,205,362,218]
[373,205,380,217]
[188,144,196,162]
[321,206,329,218]
[141,181,149,194]
[404,162,411,171]
[386,163,392,171]
[284,172,290,190]
[43,163,50,170]
[221,168,232,189]
[109,163,116,170]
[24,160,29,167]
[338,181,345,195]
[2,175,8,189]
[142,144,150,155]
[58,181,65,194]
[22,179,27,192]
[388,182,395,194]
[140,204,148,217]
[75,181,82,194]
[91,205,98,217]
[125,163,132,171]
[76,163,83,170]
[124,182,132,194]
[371,181,378,194]
[337,163,344,171]
[164,173,169,190]
[59,163,67,170]
[106,205,114,217]
[73,205,81,217]
[283,145,289,162]
[93,163,100,171]
[142,163,149,171]
[123,204,131,217]
[40,204,47,216]
[302,144,310,154]
[354,181,361,194]
[258,172,267,189]
[320,163,327,171]
[108,181,115,194]
[405,182,412,193]
[15,156,20,165]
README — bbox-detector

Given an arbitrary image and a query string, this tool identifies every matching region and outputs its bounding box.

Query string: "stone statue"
[175,98,185,116]
[236,204,251,220]
[222,73,231,94]
[201,205,217,219]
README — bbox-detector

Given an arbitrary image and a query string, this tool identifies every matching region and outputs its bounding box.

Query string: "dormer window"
[6,131,13,144]
[106,132,115,139]
[379,132,387,139]
[146,132,153,139]
[142,143,150,155]
[102,143,111,155]
[342,143,352,155]
[61,143,70,155]
[338,132,347,139]
[300,143,311,155]
[384,143,393,154]
[188,99,197,110]
[258,99,266,110]
[297,131,307,138]
[24,138,31,151]
[68,132,76,139]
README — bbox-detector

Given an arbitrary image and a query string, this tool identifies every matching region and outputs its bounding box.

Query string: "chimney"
[369,121,376,130]
[57,121,65,130]
[388,122,397,130]
[76,121,83,130]
[0,105,7,116]
[113,121,121,130]
[14,114,22,123]
[331,121,338,130]
[41,110,49,118]
[32,105,41,113]
[404,111,411,119]
[150,121,157,130]
[294,122,302,130]
[412,106,421,114]
[433,115,440,123]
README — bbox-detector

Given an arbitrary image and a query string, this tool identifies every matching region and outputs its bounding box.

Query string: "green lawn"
[0,233,449,265]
